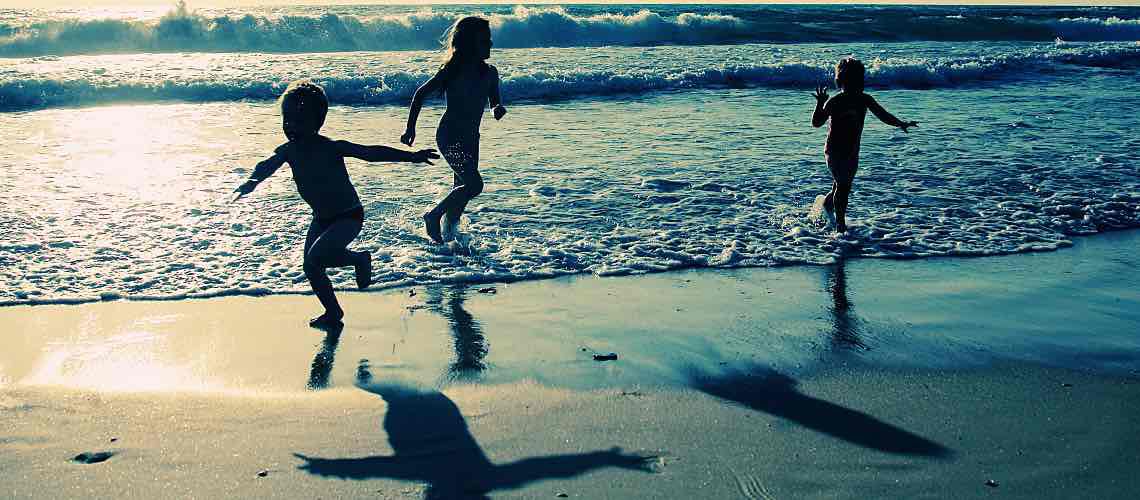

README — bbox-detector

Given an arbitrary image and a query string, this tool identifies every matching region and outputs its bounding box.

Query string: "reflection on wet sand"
[825,259,867,351]
[307,325,342,390]
[426,285,488,382]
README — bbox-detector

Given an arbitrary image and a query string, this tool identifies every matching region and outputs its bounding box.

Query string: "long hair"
[835,57,865,93]
[441,16,490,74]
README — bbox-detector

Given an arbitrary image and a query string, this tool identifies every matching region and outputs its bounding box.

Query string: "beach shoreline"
[3,4,1139,498]
[3,230,1139,498]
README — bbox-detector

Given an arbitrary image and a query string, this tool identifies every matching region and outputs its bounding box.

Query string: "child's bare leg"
[826,157,858,233]
[426,140,481,243]
[823,180,837,212]
[834,180,852,233]
[304,218,363,325]
[428,174,483,237]
[425,188,466,244]
[442,172,464,231]
[444,168,483,230]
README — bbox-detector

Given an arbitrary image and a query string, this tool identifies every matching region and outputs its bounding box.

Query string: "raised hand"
[400,129,415,146]
[900,120,919,133]
[492,104,507,121]
[813,84,830,105]
[602,447,660,473]
[411,148,439,165]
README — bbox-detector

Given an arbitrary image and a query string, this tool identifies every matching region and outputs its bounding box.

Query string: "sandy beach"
[3,230,1139,499]
[3,3,1139,498]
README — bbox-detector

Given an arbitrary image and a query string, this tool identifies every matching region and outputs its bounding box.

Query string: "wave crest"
[3,44,1139,111]
[0,6,750,58]
[1054,17,1140,42]
[2,6,1139,58]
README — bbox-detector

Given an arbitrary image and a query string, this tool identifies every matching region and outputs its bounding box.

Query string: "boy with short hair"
[235,80,438,330]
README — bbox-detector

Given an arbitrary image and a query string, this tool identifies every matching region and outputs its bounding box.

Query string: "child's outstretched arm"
[489,65,506,121]
[336,141,439,165]
[865,95,918,133]
[233,151,287,200]
[401,69,449,146]
[811,85,831,128]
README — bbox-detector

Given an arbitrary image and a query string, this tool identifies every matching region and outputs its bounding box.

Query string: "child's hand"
[899,120,919,133]
[492,104,507,121]
[400,129,415,146]
[411,148,439,165]
[232,181,257,202]
[233,180,258,201]
[814,85,830,105]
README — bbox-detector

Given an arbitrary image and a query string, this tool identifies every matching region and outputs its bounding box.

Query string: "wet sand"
[2,231,1139,498]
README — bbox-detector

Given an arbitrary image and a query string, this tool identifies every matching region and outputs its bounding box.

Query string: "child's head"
[278,79,328,141]
[442,16,492,68]
[834,57,865,93]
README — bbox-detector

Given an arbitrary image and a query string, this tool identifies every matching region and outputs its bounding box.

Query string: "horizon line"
[7,1,1140,9]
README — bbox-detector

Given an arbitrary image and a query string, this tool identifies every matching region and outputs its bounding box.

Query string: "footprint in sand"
[734,470,777,500]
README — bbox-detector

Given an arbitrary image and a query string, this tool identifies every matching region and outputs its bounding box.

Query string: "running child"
[235,80,439,330]
[402,16,507,243]
[812,57,918,233]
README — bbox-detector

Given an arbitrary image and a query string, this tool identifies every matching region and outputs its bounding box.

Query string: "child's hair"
[441,16,491,73]
[835,57,865,93]
[278,79,329,135]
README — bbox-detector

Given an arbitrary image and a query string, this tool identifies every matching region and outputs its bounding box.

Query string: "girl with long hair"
[402,16,506,243]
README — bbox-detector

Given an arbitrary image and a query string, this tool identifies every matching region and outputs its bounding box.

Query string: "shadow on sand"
[689,364,952,458]
[295,361,658,498]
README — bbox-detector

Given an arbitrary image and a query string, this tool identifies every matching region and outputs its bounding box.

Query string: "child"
[235,80,439,330]
[402,16,507,244]
[812,57,917,233]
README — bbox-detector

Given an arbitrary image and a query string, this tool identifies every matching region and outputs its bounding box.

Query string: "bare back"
[439,63,497,135]
[275,136,361,219]
[824,92,870,161]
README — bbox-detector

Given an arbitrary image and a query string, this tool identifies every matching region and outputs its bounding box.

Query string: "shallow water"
[3,231,1137,394]
[0,4,1138,304]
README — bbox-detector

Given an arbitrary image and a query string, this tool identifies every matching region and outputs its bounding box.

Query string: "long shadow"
[425,285,488,381]
[689,364,952,458]
[307,324,343,390]
[295,362,657,498]
[824,259,867,351]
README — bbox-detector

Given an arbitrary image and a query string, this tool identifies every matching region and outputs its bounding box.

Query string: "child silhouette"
[812,58,917,233]
[402,16,507,243]
[235,80,438,329]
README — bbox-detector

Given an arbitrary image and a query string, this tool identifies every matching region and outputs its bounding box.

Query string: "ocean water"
[0,4,1138,305]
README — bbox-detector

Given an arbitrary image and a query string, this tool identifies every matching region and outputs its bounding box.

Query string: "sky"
[1,0,1138,7]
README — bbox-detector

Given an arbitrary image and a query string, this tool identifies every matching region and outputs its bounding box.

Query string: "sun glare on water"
[57,105,194,199]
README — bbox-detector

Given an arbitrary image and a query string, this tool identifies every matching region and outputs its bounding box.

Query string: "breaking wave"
[1,5,1138,58]
[3,43,1138,111]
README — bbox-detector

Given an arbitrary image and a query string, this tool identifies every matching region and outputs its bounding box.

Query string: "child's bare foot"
[355,251,371,290]
[309,312,344,331]
[423,212,443,244]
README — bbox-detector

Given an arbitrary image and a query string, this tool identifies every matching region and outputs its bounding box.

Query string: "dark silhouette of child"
[235,80,438,330]
[812,58,917,233]
[402,16,506,244]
